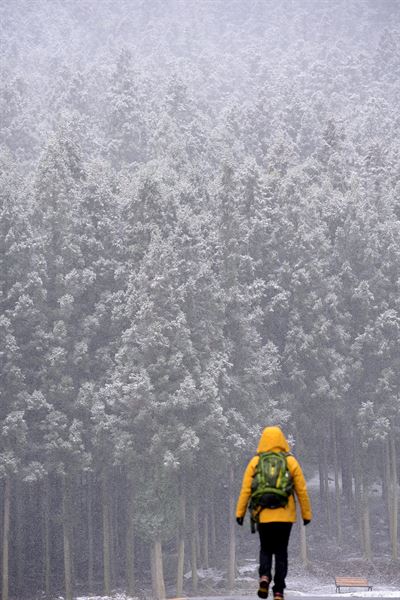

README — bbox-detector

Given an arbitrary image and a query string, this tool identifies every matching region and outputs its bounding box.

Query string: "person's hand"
[303,519,311,526]
[236,516,244,526]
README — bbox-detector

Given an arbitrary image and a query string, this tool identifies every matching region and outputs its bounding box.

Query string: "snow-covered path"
[75,591,400,600]
[189,595,400,600]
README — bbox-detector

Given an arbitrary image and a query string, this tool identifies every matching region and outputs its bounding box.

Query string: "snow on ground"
[288,585,400,597]
[234,558,400,597]
[73,583,400,600]
[74,593,400,600]
[184,567,225,582]
[292,594,400,598]
[286,575,400,597]
[72,559,400,600]
[75,596,135,600]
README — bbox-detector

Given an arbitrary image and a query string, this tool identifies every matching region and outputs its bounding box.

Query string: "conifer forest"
[1,1,400,598]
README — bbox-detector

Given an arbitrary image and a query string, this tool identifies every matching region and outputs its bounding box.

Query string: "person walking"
[236,426,312,600]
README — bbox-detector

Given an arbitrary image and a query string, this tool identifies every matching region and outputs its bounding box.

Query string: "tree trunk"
[361,473,372,561]
[110,485,116,587]
[176,488,186,597]
[2,476,11,600]
[43,478,51,596]
[300,520,308,566]
[126,482,135,596]
[69,476,76,589]
[318,446,325,508]
[353,433,363,546]
[195,496,201,561]
[390,432,398,561]
[341,432,353,507]
[151,538,166,600]
[191,499,198,592]
[87,474,94,593]
[382,438,392,532]
[203,511,209,569]
[210,490,217,559]
[102,471,112,596]
[227,464,236,589]
[114,473,122,586]
[332,417,343,545]
[323,436,332,535]
[15,480,24,597]
[62,474,73,600]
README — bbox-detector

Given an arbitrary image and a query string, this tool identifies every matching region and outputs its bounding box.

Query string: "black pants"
[258,522,293,594]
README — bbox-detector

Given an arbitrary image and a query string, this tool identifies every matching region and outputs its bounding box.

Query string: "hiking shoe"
[273,593,284,600]
[257,579,270,599]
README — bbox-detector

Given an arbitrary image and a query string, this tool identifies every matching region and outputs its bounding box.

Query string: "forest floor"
[174,557,400,597]
[73,557,400,600]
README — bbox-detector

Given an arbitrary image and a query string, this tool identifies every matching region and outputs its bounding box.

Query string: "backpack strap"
[257,450,292,456]
[250,505,262,533]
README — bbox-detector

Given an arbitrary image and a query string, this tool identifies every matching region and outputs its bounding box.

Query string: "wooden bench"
[335,577,372,593]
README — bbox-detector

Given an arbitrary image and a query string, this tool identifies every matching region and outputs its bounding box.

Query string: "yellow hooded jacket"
[236,426,312,523]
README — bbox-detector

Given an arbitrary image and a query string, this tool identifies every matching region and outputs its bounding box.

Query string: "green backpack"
[249,451,294,531]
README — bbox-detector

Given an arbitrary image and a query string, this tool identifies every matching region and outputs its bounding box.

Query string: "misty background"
[1,0,400,599]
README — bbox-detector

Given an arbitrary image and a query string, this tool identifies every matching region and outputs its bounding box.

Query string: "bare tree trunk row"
[317,419,395,563]
[1,435,397,600]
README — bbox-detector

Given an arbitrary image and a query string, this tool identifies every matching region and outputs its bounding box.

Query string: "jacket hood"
[257,426,290,453]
